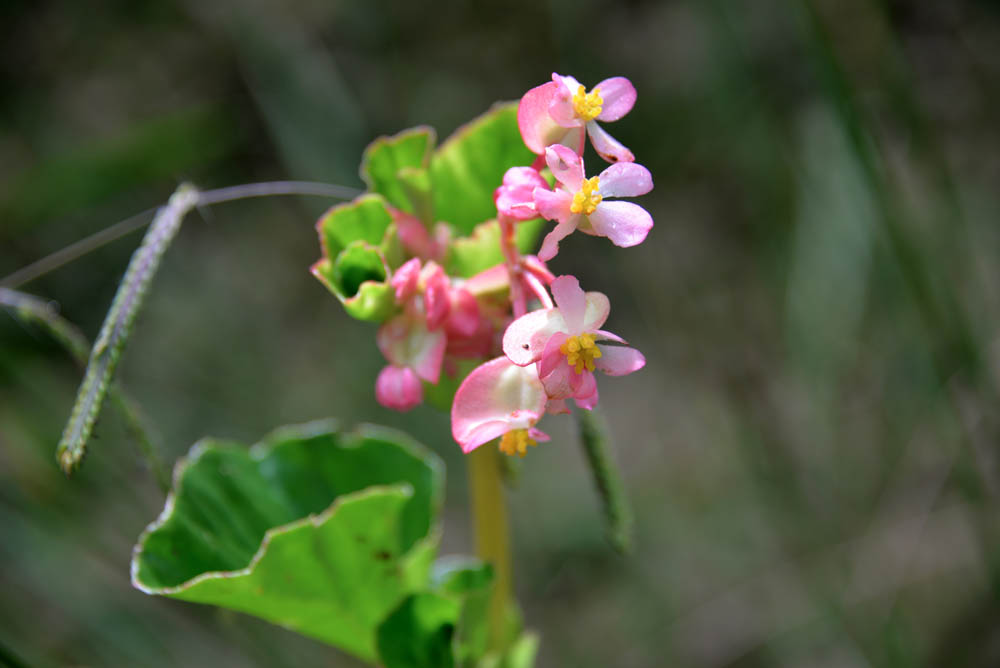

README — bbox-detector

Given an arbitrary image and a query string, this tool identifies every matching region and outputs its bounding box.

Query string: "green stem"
[467,444,512,652]
[577,408,634,554]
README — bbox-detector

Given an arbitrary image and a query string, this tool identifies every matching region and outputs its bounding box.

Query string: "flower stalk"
[467,444,513,651]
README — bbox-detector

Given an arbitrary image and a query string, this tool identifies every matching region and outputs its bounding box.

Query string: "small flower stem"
[467,444,513,651]
[524,271,554,309]
[498,215,526,318]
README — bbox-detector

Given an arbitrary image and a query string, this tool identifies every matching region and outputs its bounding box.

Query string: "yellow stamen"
[498,429,538,458]
[572,84,603,122]
[558,333,603,374]
[570,176,602,215]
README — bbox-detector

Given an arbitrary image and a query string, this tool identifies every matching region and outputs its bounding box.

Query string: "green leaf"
[433,558,493,595]
[431,103,536,235]
[317,193,395,259]
[432,558,494,662]
[377,593,460,668]
[131,420,444,663]
[398,167,434,225]
[312,242,396,322]
[361,127,436,215]
[445,219,546,279]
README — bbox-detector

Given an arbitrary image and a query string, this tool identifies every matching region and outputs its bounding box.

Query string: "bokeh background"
[4,0,1000,666]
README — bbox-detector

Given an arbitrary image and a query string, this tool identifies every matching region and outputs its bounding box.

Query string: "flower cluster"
[313,72,653,458]
[452,73,651,456]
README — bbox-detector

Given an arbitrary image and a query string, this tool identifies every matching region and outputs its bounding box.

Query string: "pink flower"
[533,145,653,261]
[375,365,423,411]
[495,166,549,220]
[377,312,446,385]
[375,259,488,411]
[518,73,637,163]
[451,356,550,455]
[502,275,645,407]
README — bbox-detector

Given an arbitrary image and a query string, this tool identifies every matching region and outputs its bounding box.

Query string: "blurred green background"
[4,0,1000,666]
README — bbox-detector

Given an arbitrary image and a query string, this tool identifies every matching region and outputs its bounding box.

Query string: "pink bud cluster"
[369,72,653,458]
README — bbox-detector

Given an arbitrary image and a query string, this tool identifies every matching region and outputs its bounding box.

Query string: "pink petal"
[375,365,423,412]
[544,145,585,191]
[411,330,446,382]
[581,291,611,332]
[552,73,583,94]
[594,329,627,344]
[598,162,653,198]
[545,399,571,415]
[391,257,421,303]
[537,216,579,262]
[460,421,515,452]
[502,307,568,366]
[518,82,568,154]
[537,331,570,378]
[539,361,591,401]
[496,167,550,219]
[595,345,646,376]
[548,73,585,127]
[550,275,587,333]
[445,287,480,338]
[587,201,653,248]
[462,263,509,297]
[586,121,634,163]
[594,77,636,122]
[495,186,537,220]
[422,264,451,330]
[534,188,574,224]
[538,359,575,400]
[451,357,548,453]
[528,427,551,442]
[504,166,548,189]
[377,314,447,383]
[561,126,587,156]
[574,386,599,410]
[548,89,582,128]
[574,370,598,403]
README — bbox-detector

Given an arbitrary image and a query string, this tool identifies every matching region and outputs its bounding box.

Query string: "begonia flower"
[518,73,637,163]
[534,145,653,261]
[375,259,489,411]
[377,312,446,386]
[502,275,645,406]
[451,356,550,456]
[375,365,423,411]
[495,166,549,221]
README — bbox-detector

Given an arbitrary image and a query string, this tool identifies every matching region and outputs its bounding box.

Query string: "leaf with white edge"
[316,193,395,259]
[431,103,536,236]
[131,420,443,663]
[312,242,396,322]
[361,127,435,215]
